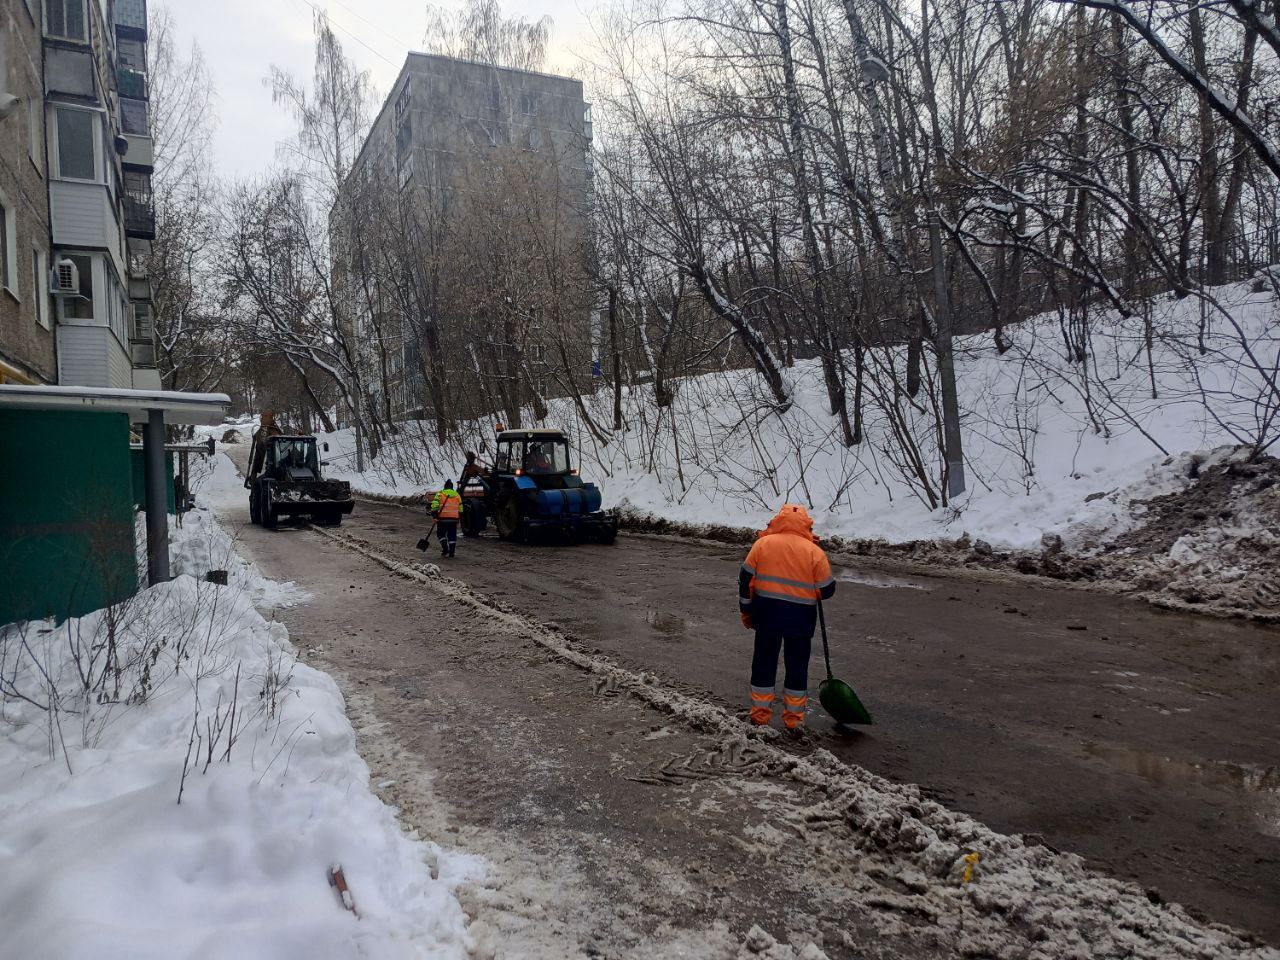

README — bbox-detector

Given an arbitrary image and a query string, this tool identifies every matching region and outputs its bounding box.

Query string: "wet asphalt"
[346,498,1280,945]
[217,442,1280,946]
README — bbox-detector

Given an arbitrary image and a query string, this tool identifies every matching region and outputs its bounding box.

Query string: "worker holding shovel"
[739,504,874,731]
[739,504,835,731]
[430,480,463,558]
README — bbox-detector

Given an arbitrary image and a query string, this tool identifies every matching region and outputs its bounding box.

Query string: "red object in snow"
[328,863,360,918]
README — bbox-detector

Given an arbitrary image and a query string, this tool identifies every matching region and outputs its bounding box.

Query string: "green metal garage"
[0,386,229,625]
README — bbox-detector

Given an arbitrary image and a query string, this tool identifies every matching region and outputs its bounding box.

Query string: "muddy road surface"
[220,447,1279,952]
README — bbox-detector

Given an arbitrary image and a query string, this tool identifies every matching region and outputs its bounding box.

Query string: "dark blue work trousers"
[750,630,812,691]
[436,521,458,555]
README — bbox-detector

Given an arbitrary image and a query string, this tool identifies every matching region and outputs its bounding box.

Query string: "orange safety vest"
[435,490,462,521]
[742,505,833,606]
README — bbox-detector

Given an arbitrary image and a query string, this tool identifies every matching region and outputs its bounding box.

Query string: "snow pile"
[0,492,481,957]
[1090,449,1280,613]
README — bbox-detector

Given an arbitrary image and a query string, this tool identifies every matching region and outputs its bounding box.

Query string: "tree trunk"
[1188,3,1225,285]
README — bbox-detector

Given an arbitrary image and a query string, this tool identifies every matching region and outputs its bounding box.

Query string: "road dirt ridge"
[307,523,1278,959]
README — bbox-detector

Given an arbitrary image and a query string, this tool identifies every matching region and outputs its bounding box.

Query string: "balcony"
[114,0,147,35]
[121,133,153,170]
[130,338,156,368]
[124,191,155,240]
[117,67,148,100]
[121,97,149,136]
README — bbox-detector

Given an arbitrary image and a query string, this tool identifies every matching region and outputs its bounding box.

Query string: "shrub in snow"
[0,506,480,958]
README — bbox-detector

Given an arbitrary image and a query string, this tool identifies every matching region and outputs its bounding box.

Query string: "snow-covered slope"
[316,279,1277,556]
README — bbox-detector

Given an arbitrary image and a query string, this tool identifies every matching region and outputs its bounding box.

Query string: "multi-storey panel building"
[0,0,158,389]
[338,52,592,420]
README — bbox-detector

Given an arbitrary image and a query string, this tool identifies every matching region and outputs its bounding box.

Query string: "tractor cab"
[494,429,574,487]
[265,436,321,481]
[473,427,617,543]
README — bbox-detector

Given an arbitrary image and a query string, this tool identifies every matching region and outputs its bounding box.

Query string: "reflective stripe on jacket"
[432,489,462,521]
[739,504,835,620]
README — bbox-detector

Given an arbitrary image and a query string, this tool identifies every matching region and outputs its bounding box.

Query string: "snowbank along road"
[220,445,1279,957]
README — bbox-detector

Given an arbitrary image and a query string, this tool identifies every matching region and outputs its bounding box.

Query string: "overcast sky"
[161,0,595,180]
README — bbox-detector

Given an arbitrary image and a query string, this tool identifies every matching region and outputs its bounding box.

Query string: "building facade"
[338,53,592,420]
[0,0,54,384]
[0,0,158,389]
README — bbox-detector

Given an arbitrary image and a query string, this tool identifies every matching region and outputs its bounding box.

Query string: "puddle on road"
[836,569,930,591]
[646,610,688,639]
[1084,743,1280,835]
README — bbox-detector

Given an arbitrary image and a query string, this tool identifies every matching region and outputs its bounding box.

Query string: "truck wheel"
[249,489,261,525]
[263,487,279,530]
[328,511,343,528]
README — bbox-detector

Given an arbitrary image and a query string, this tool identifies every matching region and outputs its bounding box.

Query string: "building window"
[526,127,542,152]
[395,116,412,166]
[106,271,128,346]
[528,343,545,363]
[46,0,88,41]
[395,83,411,120]
[58,253,95,321]
[489,83,501,112]
[121,98,148,135]
[118,38,146,71]
[133,302,153,340]
[519,93,538,116]
[55,108,98,181]
[0,197,14,296]
[32,250,50,329]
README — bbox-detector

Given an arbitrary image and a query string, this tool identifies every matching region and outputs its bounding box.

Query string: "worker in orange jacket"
[739,504,836,731]
[430,480,463,558]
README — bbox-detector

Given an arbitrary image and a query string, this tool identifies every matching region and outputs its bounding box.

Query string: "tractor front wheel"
[249,488,261,525]
[262,485,279,530]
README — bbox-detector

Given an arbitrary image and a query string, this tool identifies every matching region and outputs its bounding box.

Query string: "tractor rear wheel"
[249,489,261,525]
[495,494,523,542]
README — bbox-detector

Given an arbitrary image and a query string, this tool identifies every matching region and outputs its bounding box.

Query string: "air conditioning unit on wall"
[50,258,80,295]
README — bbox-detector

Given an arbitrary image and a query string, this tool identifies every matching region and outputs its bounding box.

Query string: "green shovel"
[817,599,874,726]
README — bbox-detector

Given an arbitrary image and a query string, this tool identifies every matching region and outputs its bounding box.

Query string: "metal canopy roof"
[0,385,232,425]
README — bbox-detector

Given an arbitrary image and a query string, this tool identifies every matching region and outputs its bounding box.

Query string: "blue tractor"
[462,428,618,544]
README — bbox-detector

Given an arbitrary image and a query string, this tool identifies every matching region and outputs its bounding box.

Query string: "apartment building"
[338,52,593,419]
[0,0,159,389]
[0,0,54,384]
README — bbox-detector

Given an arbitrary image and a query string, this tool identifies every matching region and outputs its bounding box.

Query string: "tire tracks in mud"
[306,522,1278,960]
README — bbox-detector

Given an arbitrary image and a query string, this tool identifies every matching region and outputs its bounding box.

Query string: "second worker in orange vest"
[430,480,463,558]
[738,504,836,731]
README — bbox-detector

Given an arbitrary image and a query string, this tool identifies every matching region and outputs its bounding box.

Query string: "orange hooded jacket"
[739,505,835,633]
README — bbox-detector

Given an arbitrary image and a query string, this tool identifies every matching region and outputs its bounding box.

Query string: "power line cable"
[290,0,398,67]
[325,0,410,51]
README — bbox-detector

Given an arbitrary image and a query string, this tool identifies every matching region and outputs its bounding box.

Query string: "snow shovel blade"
[819,677,874,725]
[416,537,430,552]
